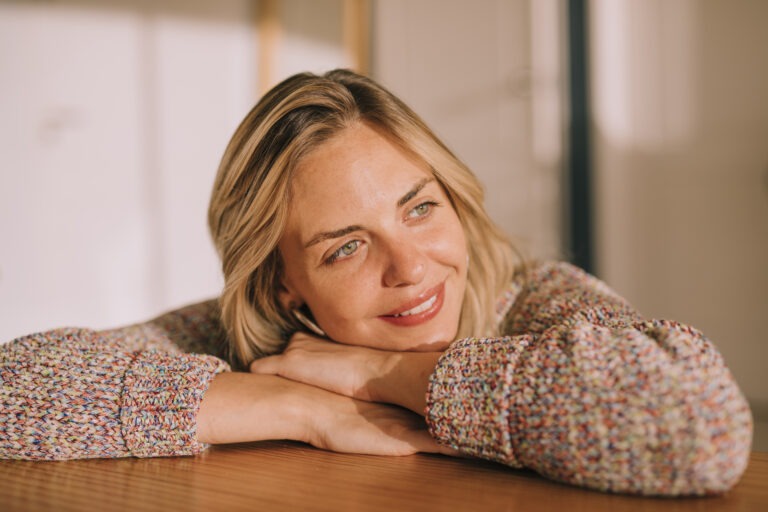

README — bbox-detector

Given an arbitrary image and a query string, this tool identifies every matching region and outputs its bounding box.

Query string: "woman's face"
[278,122,468,351]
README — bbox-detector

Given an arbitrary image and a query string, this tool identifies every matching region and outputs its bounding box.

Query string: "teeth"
[394,294,437,317]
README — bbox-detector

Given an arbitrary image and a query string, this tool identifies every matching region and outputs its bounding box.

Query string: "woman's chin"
[328,319,459,352]
[400,337,452,352]
[332,331,454,352]
[382,333,455,352]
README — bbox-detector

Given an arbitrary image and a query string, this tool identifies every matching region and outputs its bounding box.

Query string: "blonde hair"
[208,69,519,368]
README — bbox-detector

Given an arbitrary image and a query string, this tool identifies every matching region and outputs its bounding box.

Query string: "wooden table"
[1,443,765,511]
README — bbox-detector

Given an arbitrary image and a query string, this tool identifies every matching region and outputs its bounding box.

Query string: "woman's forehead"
[282,124,438,242]
[289,123,433,201]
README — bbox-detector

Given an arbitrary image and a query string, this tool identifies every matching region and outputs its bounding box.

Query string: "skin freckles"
[277,121,468,352]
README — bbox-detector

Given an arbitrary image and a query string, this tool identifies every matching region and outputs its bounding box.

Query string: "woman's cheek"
[427,223,467,266]
[314,269,376,324]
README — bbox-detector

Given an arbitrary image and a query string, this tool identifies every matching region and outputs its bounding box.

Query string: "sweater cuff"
[119,351,229,457]
[425,335,532,466]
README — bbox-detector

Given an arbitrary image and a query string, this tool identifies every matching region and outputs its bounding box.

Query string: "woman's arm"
[249,332,441,415]
[1,303,444,460]
[426,262,752,495]
[197,371,446,456]
[0,325,228,460]
[250,262,753,495]
[0,301,233,460]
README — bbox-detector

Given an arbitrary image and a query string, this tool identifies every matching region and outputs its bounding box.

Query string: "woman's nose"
[381,239,427,288]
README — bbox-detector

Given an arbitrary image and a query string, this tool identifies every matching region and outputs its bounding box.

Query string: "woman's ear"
[277,279,302,312]
[277,278,326,337]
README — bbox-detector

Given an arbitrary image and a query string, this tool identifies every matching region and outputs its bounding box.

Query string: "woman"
[0,70,752,495]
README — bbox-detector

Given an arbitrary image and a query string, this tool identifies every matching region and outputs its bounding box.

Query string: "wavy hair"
[208,69,519,368]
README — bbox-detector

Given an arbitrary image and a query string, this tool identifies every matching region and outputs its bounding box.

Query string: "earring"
[291,308,326,337]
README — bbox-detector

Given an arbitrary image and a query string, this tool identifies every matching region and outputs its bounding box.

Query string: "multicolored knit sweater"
[0,262,753,495]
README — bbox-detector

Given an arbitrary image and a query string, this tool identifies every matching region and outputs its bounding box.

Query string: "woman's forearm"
[248,333,443,416]
[425,321,753,495]
[196,370,447,457]
[375,352,443,414]
[197,372,308,444]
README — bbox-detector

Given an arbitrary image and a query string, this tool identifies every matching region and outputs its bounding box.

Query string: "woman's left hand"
[249,332,443,415]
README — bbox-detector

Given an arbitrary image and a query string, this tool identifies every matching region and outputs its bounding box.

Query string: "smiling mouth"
[393,294,438,317]
[379,282,445,327]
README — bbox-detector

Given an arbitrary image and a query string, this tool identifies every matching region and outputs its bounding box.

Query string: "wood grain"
[1,443,765,511]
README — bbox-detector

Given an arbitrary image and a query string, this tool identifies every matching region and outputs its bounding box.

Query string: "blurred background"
[0,0,766,449]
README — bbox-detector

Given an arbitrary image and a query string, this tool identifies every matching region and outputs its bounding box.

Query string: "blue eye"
[325,240,360,264]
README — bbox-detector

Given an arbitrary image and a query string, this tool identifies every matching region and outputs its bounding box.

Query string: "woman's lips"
[378,282,445,327]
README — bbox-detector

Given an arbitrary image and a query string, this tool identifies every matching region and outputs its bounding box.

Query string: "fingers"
[249,355,281,374]
[382,423,461,458]
[403,431,462,458]
[405,429,444,454]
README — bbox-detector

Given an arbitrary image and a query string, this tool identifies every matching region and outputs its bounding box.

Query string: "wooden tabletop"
[1,443,765,511]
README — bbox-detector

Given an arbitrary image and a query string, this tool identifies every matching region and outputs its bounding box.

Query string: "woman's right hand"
[250,332,443,415]
[197,371,453,456]
[303,386,450,456]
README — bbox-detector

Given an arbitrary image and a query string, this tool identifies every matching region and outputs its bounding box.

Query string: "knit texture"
[0,263,752,495]
[425,262,752,495]
[1,301,229,460]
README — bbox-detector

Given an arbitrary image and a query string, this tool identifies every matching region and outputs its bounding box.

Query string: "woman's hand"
[249,332,443,414]
[250,333,387,402]
[198,371,452,456]
[304,388,452,456]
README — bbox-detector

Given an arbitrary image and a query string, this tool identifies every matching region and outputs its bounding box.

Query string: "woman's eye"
[325,240,360,264]
[340,241,358,255]
[407,201,438,219]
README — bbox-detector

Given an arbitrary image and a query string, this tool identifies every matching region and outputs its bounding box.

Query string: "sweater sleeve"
[425,262,753,496]
[0,301,230,461]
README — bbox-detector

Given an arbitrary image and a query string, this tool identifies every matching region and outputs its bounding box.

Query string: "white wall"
[0,1,240,339]
[1,2,154,339]
[0,0,257,339]
[590,0,768,447]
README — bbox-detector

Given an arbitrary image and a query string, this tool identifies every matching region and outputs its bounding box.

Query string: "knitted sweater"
[0,262,752,495]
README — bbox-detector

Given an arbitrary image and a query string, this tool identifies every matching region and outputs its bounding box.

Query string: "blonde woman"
[0,70,752,495]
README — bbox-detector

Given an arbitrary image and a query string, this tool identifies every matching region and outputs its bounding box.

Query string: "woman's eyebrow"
[397,177,434,207]
[305,225,364,248]
[304,178,435,249]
